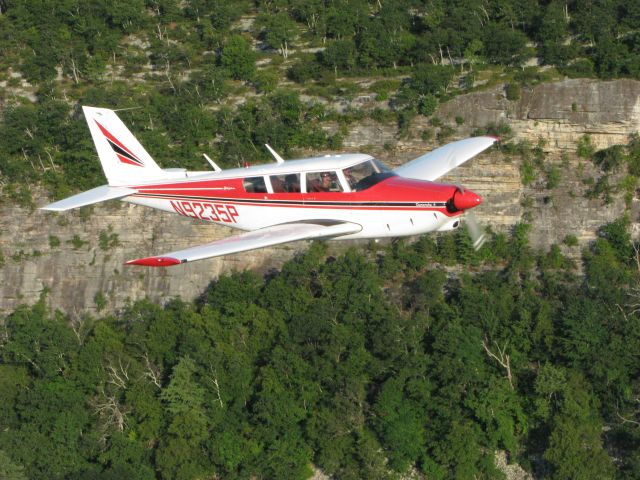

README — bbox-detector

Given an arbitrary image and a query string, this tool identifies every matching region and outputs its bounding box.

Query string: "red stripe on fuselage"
[138,193,453,213]
[128,176,463,216]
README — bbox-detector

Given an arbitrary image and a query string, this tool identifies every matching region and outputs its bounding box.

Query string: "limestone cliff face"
[2,78,640,315]
[0,200,306,316]
[345,78,640,249]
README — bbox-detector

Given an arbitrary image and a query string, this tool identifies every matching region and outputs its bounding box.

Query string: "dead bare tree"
[105,358,130,390]
[206,363,224,408]
[482,337,514,389]
[141,353,162,388]
[92,386,129,435]
[212,377,224,408]
[22,148,36,172]
[164,59,176,93]
[44,148,57,172]
[625,244,640,315]
[616,410,640,428]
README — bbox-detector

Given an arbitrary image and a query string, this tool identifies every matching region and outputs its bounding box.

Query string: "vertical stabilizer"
[82,106,164,186]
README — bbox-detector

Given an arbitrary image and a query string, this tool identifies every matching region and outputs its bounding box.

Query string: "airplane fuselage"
[124,153,472,240]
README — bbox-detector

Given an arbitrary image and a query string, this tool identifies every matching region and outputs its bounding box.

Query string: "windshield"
[343,159,396,191]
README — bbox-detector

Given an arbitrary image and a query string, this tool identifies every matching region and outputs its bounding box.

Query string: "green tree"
[259,11,298,58]
[220,34,256,81]
[0,449,28,480]
[483,23,530,66]
[373,376,426,471]
[156,356,211,479]
[322,39,357,74]
[543,372,615,479]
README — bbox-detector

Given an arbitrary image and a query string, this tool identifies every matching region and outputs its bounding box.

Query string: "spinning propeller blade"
[465,210,486,251]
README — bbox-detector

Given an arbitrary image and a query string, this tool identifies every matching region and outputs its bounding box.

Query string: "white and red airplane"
[42,107,497,266]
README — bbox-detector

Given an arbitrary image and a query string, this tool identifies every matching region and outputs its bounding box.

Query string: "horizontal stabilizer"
[127,221,362,266]
[41,185,137,211]
[394,136,498,182]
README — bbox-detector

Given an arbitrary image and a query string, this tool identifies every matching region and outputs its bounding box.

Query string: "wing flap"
[394,136,498,182]
[41,185,137,211]
[126,221,362,266]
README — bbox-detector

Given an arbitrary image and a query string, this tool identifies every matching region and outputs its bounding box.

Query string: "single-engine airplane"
[42,107,497,266]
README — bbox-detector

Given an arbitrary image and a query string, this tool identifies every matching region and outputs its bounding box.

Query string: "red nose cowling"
[452,189,483,211]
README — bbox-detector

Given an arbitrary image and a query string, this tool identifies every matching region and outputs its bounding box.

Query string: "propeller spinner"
[448,188,486,250]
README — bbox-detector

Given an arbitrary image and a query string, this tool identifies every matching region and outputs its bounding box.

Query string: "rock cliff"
[2,78,639,315]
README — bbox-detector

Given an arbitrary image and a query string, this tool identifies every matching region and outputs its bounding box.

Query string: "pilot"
[311,172,332,192]
[344,168,357,189]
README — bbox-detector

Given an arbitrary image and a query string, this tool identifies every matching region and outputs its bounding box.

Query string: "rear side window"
[243,176,267,193]
[270,174,300,193]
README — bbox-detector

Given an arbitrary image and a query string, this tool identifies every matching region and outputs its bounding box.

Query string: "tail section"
[82,106,164,186]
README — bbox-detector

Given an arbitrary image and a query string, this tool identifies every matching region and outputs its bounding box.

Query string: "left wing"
[394,136,498,182]
[42,185,137,211]
[126,221,362,266]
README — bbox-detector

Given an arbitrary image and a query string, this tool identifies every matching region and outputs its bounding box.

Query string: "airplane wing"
[41,185,137,211]
[394,136,498,182]
[126,221,362,266]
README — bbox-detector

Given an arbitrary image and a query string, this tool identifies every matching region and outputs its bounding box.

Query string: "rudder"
[83,106,164,186]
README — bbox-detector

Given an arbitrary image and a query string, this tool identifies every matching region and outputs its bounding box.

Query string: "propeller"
[447,187,487,250]
[465,209,486,251]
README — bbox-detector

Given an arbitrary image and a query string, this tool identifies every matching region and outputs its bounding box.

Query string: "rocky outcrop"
[344,78,640,250]
[2,78,640,315]
[438,78,640,150]
[0,200,309,316]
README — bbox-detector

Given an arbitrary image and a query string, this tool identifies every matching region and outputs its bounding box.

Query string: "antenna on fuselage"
[203,153,222,172]
[265,144,284,164]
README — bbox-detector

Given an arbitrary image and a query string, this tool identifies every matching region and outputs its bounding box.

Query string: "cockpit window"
[343,159,396,191]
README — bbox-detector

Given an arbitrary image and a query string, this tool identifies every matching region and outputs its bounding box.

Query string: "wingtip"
[125,256,182,267]
[485,135,501,142]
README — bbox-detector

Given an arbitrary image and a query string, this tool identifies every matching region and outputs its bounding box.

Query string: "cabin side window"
[243,176,267,193]
[307,171,343,192]
[270,174,300,193]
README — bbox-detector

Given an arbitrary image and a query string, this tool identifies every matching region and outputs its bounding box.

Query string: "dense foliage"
[2,0,640,82]
[2,0,640,199]
[1,221,639,479]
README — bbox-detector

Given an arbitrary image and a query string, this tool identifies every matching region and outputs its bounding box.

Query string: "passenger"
[271,176,285,193]
[311,172,332,192]
[284,174,300,193]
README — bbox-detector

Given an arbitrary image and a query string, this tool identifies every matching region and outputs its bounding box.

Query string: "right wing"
[394,136,498,182]
[126,221,362,266]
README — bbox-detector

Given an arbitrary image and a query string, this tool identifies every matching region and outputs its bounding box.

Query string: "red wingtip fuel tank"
[126,256,182,267]
[452,188,483,211]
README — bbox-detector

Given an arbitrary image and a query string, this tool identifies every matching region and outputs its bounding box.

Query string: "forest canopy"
[0,221,639,479]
